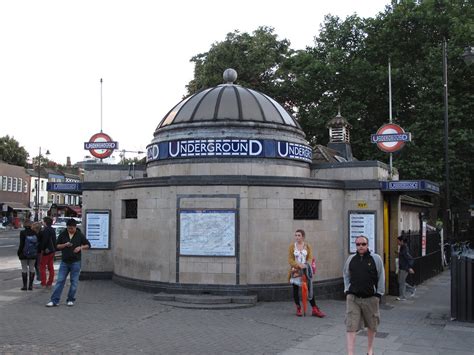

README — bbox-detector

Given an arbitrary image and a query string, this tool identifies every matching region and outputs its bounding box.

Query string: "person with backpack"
[17,220,40,291]
[39,217,57,288]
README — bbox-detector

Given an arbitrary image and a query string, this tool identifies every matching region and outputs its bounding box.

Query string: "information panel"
[179,210,236,256]
[348,211,376,253]
[85,210,110,249]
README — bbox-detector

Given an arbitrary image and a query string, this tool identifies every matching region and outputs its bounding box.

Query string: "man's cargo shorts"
[345,294,380,332]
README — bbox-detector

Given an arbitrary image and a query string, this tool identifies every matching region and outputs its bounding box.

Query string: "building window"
[41,180,44,190]
[7,177,12,191]
[40,196,44,205]
[50,194,55,203]
[13,177,17,192]
[293,199,320,220]
[18,178,22,193]
[123,199,138,219]
[2,176,6,190]
[24,182,28,193]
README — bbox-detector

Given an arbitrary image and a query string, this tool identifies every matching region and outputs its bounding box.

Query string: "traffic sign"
[371,123,411,152]
[84,132,118,159]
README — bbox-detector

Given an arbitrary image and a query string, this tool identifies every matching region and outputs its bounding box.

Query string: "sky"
[0,0,389,165]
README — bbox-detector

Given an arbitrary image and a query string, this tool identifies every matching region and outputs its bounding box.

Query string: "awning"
[67,206,82,215]
[2,202,31,210]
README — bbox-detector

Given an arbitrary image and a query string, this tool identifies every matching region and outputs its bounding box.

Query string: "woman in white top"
[288,229,325,317]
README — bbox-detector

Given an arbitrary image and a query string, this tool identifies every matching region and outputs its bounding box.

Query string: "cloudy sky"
[0,0,389,164]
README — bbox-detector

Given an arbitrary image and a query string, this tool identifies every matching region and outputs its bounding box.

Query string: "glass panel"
[215,86,239,120]
[193,87,221,121]
[252,91,282,124]
[239,88,264,122]
[173,88,213,123]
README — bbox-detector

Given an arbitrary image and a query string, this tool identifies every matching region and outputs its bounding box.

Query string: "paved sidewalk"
[0,256,473,354]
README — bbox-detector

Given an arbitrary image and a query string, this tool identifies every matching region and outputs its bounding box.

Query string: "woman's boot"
[296,305,303,317]
[311,305,326,318]
[21,272,27,291]
[28,272,35,290]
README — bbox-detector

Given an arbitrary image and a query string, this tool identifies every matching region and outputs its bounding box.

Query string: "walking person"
[288,229,325,317]
[39,217,57,288]
[46,219,90,307]
[17,220,39,291]
[397,236,416,300]
[343,235,385,355]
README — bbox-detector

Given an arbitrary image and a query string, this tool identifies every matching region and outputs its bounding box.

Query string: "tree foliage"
[186,26,292,98]
[0,135,29,167]
[187,0,474,214]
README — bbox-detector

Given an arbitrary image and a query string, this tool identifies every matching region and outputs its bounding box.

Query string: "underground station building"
[81,69,439,300]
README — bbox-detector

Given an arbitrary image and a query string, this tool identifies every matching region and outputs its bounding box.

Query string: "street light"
[35,147,50,221]
[442,40,473,238]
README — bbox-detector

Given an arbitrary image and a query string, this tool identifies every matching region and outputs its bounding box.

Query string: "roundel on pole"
[84,132,119,159]
[371,123,411,153]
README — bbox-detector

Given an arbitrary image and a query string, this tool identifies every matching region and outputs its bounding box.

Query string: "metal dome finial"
[223,68,238,84]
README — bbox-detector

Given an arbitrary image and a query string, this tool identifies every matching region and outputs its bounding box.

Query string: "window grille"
[124,199,138,219]
[293,199,320,220]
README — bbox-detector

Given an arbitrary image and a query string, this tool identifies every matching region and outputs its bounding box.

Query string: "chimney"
[66,156,71,167]
[326,109,354,161]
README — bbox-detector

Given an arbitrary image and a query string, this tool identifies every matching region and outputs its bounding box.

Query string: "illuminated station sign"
[146,139,312,163]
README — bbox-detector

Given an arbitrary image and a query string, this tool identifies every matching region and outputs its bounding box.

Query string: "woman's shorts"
[345,294,380,332]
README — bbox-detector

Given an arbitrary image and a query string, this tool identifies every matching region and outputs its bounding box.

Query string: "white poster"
[349,212,376,253]
[180,210,236,256]
[85,211,110,249]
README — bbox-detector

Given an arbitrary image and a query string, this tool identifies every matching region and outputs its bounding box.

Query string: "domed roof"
[154,69,301,134]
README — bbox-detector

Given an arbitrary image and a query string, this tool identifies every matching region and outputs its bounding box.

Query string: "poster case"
[348,211,376,253]
[179,209,236,256]
[85,210,111,249]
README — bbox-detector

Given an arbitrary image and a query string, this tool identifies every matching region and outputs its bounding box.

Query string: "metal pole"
[443,38,450,239]
[100,78,103,133]
[388,59,393,178]
[36,147,41,222]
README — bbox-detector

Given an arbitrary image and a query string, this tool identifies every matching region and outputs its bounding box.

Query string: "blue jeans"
[50,261,81,304]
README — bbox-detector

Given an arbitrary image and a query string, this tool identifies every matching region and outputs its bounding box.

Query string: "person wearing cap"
[46,218,90,307]
[343,235,385,355]
[397,236,416,301]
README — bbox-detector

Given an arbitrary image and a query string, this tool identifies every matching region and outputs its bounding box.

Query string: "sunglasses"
[356,243,367,246]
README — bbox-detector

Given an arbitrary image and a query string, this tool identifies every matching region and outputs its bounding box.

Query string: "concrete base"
[78,273,347,301]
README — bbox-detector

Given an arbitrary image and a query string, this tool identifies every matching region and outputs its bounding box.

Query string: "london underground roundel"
[84,132,119,159]
[370,123,411,153]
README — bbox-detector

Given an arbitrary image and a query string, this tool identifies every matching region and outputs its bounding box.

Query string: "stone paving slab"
[1,257,473,355]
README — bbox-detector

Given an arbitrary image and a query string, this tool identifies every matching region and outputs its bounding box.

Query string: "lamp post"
[442,40,473,239]
[35,147,50,221]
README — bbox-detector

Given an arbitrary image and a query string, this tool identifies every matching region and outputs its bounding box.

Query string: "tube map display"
[179,210,236,256]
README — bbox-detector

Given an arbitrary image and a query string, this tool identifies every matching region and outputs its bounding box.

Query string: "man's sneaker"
[410,288,417,298]
[396,297,406,301]
[66,301,74,307]
[45,301,58,307]
[33,280,41,285]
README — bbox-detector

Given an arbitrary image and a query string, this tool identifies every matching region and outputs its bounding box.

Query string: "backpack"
[23,235,38,258]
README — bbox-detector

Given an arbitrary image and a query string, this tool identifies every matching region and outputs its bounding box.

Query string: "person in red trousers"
[39,217,57,288]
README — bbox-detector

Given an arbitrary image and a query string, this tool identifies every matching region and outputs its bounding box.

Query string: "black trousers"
[293,284,316,307]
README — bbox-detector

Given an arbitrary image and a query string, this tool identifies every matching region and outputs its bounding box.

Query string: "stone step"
[153,293,258,309]
[154,300,255,310]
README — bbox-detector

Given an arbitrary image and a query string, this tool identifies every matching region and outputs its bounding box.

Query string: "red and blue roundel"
[84,132,118,159]
[371,123,411,153]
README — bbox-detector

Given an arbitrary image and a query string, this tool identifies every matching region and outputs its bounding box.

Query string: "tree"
[186,0,474,218]
[186,26,292,97]
[0,135,29,167]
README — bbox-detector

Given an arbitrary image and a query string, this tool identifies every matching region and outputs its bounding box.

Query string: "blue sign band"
[84,142,118,150]
[371,133,411,143]
[47,182,82,193]
[380,180,439,194]
[146,139,312,163]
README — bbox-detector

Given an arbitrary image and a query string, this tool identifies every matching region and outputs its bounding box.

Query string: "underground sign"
[84,132,119,159]
[371,123,411,153]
